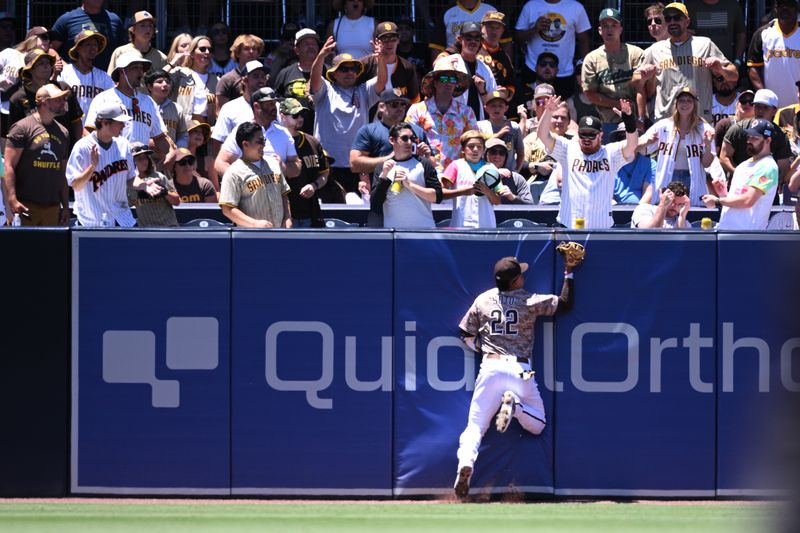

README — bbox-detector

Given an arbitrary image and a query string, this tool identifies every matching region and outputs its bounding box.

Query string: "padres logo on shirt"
[539,14,567,43]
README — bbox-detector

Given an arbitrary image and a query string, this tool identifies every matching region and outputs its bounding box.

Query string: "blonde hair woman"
[165,33,193,70]
[639,87,715,206]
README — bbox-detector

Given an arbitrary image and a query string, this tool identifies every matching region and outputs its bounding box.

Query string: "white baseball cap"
[243,60,265,75]
[753,89,778,108]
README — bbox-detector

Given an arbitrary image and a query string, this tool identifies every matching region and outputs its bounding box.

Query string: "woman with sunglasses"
[443,129,503,228]
[171,147,217,203]
[639,86,715,206]
[326,0,376,58]
[169,35,218,129]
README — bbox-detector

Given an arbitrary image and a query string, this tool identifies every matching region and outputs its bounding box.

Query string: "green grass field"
[0,501,777,533]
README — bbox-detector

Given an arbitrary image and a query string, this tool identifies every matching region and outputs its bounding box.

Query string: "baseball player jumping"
[454,244,584,499]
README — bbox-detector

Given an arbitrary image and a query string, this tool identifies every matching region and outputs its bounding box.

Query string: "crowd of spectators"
[0,0,798,230]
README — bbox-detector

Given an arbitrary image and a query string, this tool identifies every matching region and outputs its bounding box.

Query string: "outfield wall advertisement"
[70,230,800,497]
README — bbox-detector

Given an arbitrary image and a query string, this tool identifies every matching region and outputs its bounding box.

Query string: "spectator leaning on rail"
[631,180,690,228]
[219,121,292,228]
[310,35,387,202]
[632,2,737,126]
[702,118,779,229]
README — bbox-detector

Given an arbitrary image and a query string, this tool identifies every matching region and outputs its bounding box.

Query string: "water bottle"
[11,213,21,227]
[100,212,111,227]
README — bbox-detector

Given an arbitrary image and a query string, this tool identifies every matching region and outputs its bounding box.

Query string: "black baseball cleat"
[454,465,472,499]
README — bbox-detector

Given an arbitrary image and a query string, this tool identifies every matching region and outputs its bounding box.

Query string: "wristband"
[715,198,721,209]
[564,271,574,279]
[622,112,637,133]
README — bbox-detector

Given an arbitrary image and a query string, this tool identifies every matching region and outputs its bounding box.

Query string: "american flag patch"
[695,13,728,28]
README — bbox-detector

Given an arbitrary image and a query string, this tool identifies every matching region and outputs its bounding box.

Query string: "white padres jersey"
[85,88,167,145]
[710,94,738,128]
[58,64,115,126]
[211,96,254,143]
[0,48,23,114]
[552,135,627,229]
[66,133,137,227]
[747,20,800,109]
[459,287,558,359]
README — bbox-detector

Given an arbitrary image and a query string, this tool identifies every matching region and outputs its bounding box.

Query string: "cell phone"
[411,142,417,155]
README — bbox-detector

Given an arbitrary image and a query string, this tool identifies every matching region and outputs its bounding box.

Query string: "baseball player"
[84,52,170,158]
[537,95,638,229]
[66,101,163,226]
[454,248,581,499]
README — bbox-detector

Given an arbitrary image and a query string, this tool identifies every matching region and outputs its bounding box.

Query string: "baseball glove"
[557,241,586,268]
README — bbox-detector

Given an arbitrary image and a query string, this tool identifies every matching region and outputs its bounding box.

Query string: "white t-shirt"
[66,133,137,227]
[382,157,436,229]
[313,78,379,167]
[211,96,254,142]
[221,120,297,161]
[85,87,167,146]
[718,155,779,230]
[552,135,627,228]
[332,15,375,58]
[444,159,499,228]
[710,94,738,128]
[515,0,591,76]
[631,203,687,228]
[58,64,115,126]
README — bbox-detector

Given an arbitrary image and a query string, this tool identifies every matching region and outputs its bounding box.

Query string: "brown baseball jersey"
[459,287,558,358]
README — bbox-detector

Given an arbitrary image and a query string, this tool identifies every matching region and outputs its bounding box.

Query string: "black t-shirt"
[288,132,329,221]
[271,63,315,135]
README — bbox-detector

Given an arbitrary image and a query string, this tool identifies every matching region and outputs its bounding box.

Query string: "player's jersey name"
[657,55,706,69]
[92,159,129,191]
[571,158,610,172]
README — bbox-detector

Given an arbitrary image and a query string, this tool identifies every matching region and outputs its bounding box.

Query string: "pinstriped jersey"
[459,287,558,359]
[747,20,800,108]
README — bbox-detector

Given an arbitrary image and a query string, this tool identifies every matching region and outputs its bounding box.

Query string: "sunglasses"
[176,157,196,166]
[578,131,599,140]
[289,112,303,119]
[196,46,211,52]
[739,98,754,105]
[436,75,458,84]
[336,65,360,73]
[388,100,408,108]
[538,60,557,68]
[487,148,507,155]
[646,17,663,25]
[378,35,399,42]
[396,134,417,142]
[664,14,684,22]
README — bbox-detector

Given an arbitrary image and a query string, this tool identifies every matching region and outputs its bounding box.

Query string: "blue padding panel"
[72,230,231,494]
[230,231,394,496]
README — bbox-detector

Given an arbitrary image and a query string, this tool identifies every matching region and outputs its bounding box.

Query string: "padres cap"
[663,2,689,17]
[743,119,777,138]
[753,88,779,108]
[494,257,528,284]
[95,102,131,122]
[536,52,559,65]
[676,86,698,99]
[279,97,307,115]
[173,147,196,162]
[481,11,506,25]
[737,89,754,102]
[243,60,266,75]
[250,87,278,104]
[130,11,156,27]
[379,88,410,104]
[578,116,602,134]
[485,137,508,151]
[130,142,154,157]
[598,8,622,23]
[483,88,511,105]
[374,21,399,39]
[294,28,319,47]
[459,21,481,35]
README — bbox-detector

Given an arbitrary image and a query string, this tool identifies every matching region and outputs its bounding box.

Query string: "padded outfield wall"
[2,228,798,497]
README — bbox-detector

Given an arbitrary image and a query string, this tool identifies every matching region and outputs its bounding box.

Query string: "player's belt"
[485,353,529,364]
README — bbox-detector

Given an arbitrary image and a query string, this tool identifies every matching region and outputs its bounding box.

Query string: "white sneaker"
[454,465,472,499]
[495,391,516,433]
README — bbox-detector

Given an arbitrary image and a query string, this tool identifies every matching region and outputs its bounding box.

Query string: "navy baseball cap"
[494,257,528,284]
[744,119,777,138]
[460,21,481,35]
[578,116,602,134]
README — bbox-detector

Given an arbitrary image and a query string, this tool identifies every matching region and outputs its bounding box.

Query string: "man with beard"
[3,84,71,225]
[747,0,800,108]
[537,94,638,228]
[710,72,743,127]
[633,2,737,123]
[85,52,170,158]
[631,180,690,228]
[703,118,779,229]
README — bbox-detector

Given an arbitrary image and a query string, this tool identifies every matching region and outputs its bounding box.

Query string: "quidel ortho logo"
[265,321,800,410]
[102,317,219,408]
